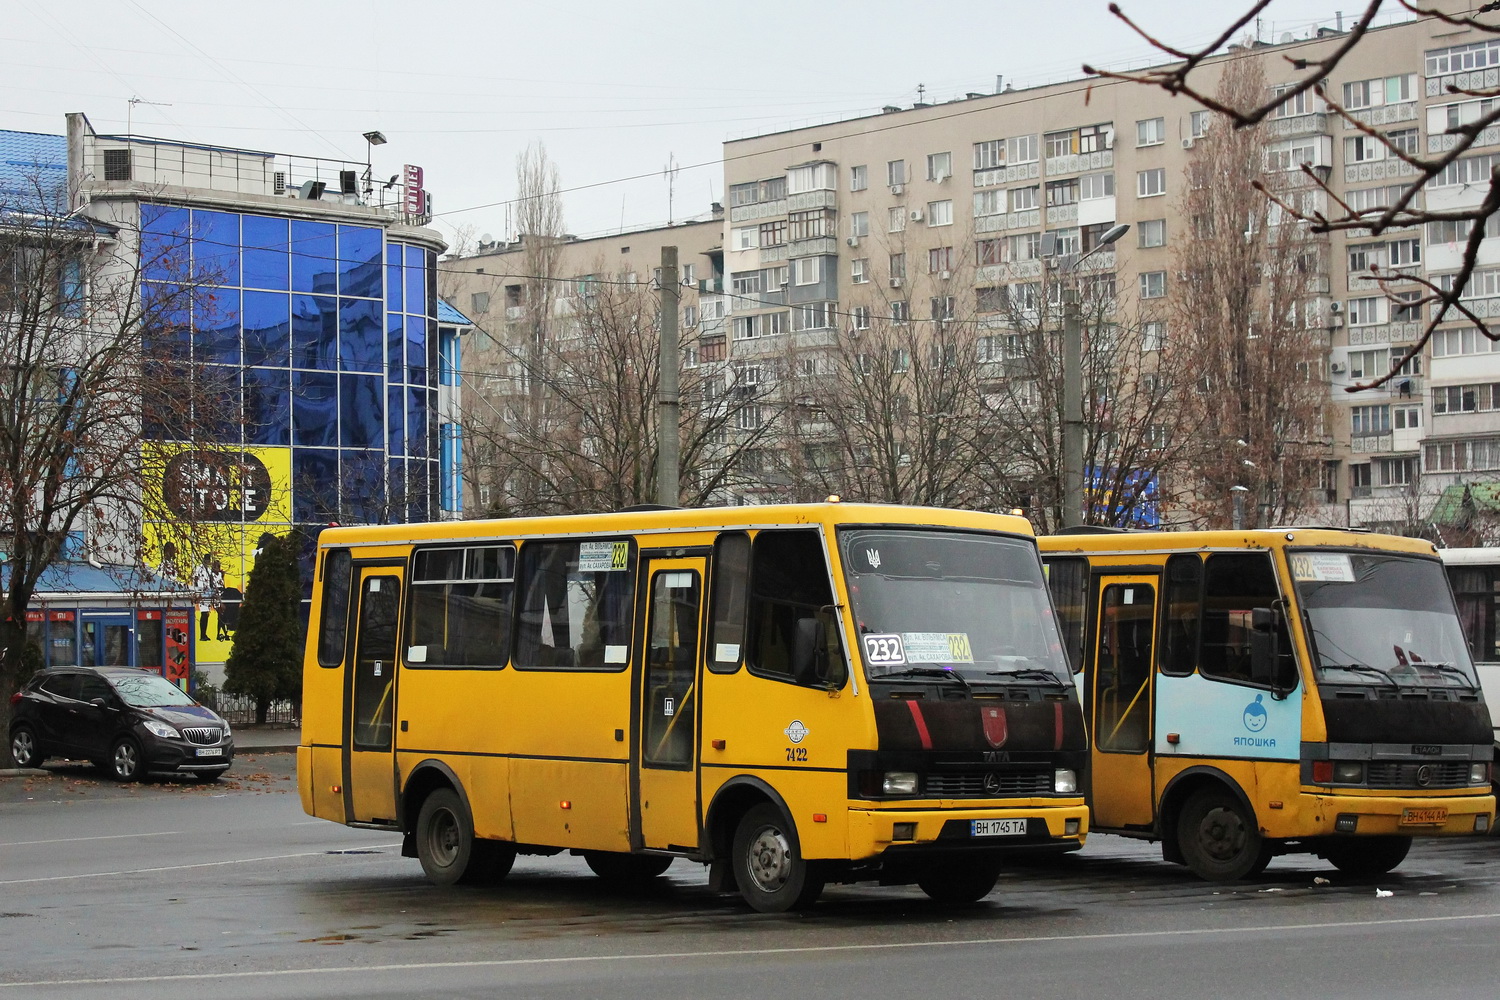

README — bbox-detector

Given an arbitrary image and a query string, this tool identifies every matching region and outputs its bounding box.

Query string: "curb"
[0,768,48,778]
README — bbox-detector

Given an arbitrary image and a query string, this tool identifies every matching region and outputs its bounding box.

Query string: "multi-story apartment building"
[440,211,731,512]
[718,2,1500,535]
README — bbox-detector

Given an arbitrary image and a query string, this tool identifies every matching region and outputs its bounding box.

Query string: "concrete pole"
[1062,287,1084,527]
[657,246,680,507]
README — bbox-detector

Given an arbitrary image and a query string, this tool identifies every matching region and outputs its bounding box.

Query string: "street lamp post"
[361,130,387,203]
[1061,223,1130,527]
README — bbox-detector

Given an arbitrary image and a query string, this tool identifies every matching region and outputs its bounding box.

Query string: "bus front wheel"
[1177,787,1272,881]
[416,788,490,886]
[732,803,823,912]
[1318,835,1412,876]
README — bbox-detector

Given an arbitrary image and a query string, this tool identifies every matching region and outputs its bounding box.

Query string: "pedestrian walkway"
[233,725,301,752]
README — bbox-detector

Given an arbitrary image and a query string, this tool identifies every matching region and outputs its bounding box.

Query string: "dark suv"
[8,666,234,781]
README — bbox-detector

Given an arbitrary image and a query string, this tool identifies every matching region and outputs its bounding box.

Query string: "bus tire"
[416,788,479,887]
[466,839,518,884]
[584,851,673,884]
[1318,835,1412,876]
[1177,787,1270,881]
[732,803,823,912]
[917,857,1001,904]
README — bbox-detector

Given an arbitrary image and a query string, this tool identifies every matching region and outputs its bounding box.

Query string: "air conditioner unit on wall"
[889,276,903,288]
[1330,362,1346,373]
[910,209,924,222]
[1181,137,1195,149]
[890,183,904,195]
[847,236,860,247]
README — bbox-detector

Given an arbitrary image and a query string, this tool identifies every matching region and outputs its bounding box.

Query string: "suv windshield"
[111,672,198,708]
[839,528,1070,685]
[1292,549,1479,688]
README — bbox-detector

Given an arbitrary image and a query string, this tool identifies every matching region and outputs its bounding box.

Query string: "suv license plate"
[971,818,1027,837]
[1400,807,1447,826]
[195,747,223,757]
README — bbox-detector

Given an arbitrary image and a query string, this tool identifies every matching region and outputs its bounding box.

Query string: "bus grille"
[181,727,223,746]
[925,770,1053,797]
[1366,761,1470,789]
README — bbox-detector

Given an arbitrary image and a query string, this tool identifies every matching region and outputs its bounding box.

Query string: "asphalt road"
[2,754,1498,1000]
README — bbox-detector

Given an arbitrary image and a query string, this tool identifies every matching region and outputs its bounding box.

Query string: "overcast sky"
[2,1,1410,247]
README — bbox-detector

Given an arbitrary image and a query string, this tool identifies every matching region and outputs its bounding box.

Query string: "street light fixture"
[1061,223,1131,526]
[361,131,388,203]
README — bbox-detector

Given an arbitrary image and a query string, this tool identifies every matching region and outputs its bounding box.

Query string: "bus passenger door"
[633,556,706,852]
[345,569,402,825]
[1089,576,1157,829]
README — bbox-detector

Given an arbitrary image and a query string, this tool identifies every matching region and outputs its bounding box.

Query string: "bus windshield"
[839,528,1070,685]
[1291,549,1479,689]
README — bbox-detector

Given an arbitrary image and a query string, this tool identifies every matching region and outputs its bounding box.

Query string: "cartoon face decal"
[1243,693,1269,733]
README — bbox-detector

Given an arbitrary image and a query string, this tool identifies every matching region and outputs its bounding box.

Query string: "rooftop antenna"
[663,152,680,225]
[127,96,172,138]
[917,82,927,104]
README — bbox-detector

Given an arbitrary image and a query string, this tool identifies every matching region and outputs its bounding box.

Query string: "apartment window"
[1081,221,1115,253]
[891,299,909,323]
[787,163,836,193]
[1008,134,1039,163]
[927,200,953,226]
[793,302,833,331]
[682,263,695,284]
[1433,152,1500,188]
[1137,168,1166,198]
[974,189,1005,218]
[759,219,787,247]
[733,226,759,251]
[851,258,869,284]
[767,310,790,335]
[1137,117,1165,146]
[930,296,955,321]
[1006,231,1041,262]
[889,252,906,280]
[976,238,1003,266]
[1346,296,1385,326]
[794,257,822,286]
[1049,228,1081,257]
[1079,123,1113,153]
[1344,73,1416,108]
[888,206,906,233]
[1272,83,1323,118]
[1378,457,1416,487]
[1138,219,1166,248]
[974,139,1005,170]
[1008,282,1040,312]
[1351,404,1391,435]
[1348,349,1382,379]
[1011,185,1039,212]
[1143,321,1165,352]
[850,212,869,238]
[1345,134,1387,163]
[976,286,1005,313]
[887,160,907,187]
[103,148,131,181]
[1080,172,1114,200]
[1433,326,1500,357]
[928,246,955,274]
[737,405,763,431]
[1139,271,1166,299]
[682,304,698,328]
[852,305,871,330]
[1394,404,1421,430]
[1351,463,1372,493]
[927,151,952,181]
[850,164,868,191]
[1189,110,1211,138]
[788,209,833,241]
[730,272,763,297]
[470,291,490,314]
[1046,178,1080,207]
[1389,238,1421,267]
[1347,244,1373,272]
[1389,128,1419,156]
[1427,39,1500,77]
[1045,130,1076,159]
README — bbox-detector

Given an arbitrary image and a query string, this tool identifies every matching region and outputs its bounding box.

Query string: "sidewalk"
[233,724,301,753]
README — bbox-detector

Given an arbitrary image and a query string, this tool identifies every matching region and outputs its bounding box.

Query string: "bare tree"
[0,175,228,763]
[1169,54,1335,527]
[1088,1,1500,387]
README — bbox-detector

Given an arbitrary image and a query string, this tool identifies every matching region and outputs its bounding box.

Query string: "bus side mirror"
[1249,606,1288,694]
[792,614,847,689]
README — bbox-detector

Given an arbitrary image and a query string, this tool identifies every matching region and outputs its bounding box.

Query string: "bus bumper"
[847,802,1089,859]
[1300,792,1495,837]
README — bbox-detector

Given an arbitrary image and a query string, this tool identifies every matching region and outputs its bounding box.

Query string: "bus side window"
[1044,557,1088,674]
[408,545,515,667]
[515,540,636,670]
[317,549,353,667]
[1159,554,1202,677]
[746,529,840,687]
[707,533,750,673]
[1200,553,1292,687]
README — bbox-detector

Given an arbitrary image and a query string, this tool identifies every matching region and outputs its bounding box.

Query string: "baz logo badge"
[1243,693,1269,733]
[784,720,809,744]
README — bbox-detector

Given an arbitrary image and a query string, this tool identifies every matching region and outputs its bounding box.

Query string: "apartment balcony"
[787,190,837,212]
[1344,158,1420,184]
[1347,266,1419,293]
[697,277,723,294]
[1269,112,1331,137]
[1043,149,1113,177]
[759,243,788,265]
[976,259,1043,283]
[973,161,1041,189]
[729,199,787,224]
[1427,69,1500,99]
[1430,124,1500,153]
[1345,320,1423,346]
[788,236,837,259]
[1046,204,1079,225]
[1350,432,1394,452]
[976,208,1040,234]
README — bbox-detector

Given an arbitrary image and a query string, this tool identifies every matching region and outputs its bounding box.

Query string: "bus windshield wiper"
[986,666,1069,689]
[1407,661,1476,685]
[879,666,973,694]
[1320,663,1401,689]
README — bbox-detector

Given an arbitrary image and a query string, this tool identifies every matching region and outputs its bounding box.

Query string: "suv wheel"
[110,737,143,782]
[10,725,45,768]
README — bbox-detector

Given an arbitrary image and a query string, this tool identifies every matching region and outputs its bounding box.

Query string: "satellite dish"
[480,232,494,244]
[1280,32,1293,43]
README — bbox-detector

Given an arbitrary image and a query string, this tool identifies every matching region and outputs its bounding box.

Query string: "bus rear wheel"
[732,803,823,913]
[917,858,1001,904]
[584,851,673,885]
[416,788,495,886]
[1177,787,1271,881]
[1318,835,1412,876]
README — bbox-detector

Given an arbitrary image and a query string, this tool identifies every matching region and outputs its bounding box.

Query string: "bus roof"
[1038,527,1440,558]
[314,503,1037,550]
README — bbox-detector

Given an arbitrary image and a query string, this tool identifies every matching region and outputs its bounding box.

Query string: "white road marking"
[0,831,181,848]
[3,910,1499,988]
[0,843,401,885]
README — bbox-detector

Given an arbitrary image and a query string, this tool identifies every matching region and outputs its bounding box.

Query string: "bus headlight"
[882,772,918,795]
[1333,762,1364,784]
[1054,768,1077,794]
[1471,762,1491,786]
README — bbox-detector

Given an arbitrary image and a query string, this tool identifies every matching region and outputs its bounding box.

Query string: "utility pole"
[657,246,680,507]
[1062,287,1084,527]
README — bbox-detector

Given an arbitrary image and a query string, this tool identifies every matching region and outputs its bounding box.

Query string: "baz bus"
[1039,528,1494,881]
[299,503,1088,912]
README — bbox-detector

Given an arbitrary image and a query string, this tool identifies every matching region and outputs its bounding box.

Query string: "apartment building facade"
[718,4,1500,534]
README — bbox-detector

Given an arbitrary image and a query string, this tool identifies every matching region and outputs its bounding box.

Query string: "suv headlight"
[143,720,180,739]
